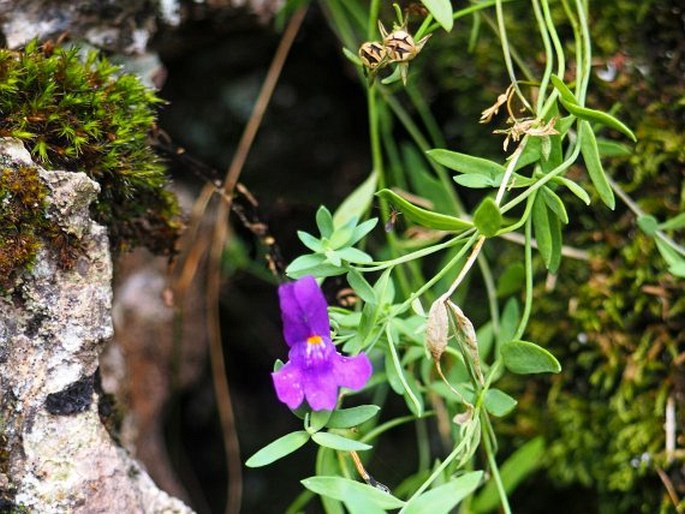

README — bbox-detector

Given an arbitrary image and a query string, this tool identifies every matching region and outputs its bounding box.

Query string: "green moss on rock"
[0,40,180,257]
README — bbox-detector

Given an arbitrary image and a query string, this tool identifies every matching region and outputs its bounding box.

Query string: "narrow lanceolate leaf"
[637,215,659,236]
[579,121,615,210]
[550,74,637,142]
[401,471,483,514]
[659,212,685,231]
[473,196,503,237]
[420,0,454,31]
[541,187,569,224]
[311,432,372,452]
[500,340,561,374]
[549,74,577,104]
[346,269,377,304]
[426,297,449,361]
[326,405,380,429]
[532,194,553,269]
[427,149,505,178]
[376,188,472,231]
[552,176,591,205]
[316,205,335,238]
[333,171,378,228]
[302,476,406,510]
[245,430,310,467]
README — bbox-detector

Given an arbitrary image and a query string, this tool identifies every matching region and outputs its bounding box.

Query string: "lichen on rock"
[0,140,193,513]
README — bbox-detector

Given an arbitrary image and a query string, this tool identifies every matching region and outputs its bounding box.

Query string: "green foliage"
[0,40,180,255]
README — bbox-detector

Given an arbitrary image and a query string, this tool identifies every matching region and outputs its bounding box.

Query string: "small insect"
[384,206,402,233]
[358,41,388,69]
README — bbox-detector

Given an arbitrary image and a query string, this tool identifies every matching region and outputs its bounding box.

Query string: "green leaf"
[346,269,377,304]
[326,405,380,429]
[297,230,323,252]
[311,432,372,452]
[402,471,483,514]
[498,298,519,347]
[496,262,525,297]
[316,206,335,238]
[659,212,685,231]
[420,0,454,32]
[427,149,505,178]
[329,224,356,249]
[348,218,379,246]
[245,431,310,467]
[532,194,553,269]
[454,174,496,188]
[308,410,333,433]
[484,388,517,417]
[287,253,325,273]
[403,144,455,214]
[333,171,378,228]
[596,138,633,157]
[336,246,373,264]
[553,176,591,205]
[501,340,561,374]
[668,260,685,278]
[344,492,386,514]
[302,476,406,510]
[471,438,545,513]
[655,237,680,266]
[286,254,346,279]
[376,188,472,231]
[342,46,363,66]
[579,121,615,210]
[302,476,405,510]
[473,197,503,237]
[548,207,562,274]
[549,75,577,105]
[637,215,659,236]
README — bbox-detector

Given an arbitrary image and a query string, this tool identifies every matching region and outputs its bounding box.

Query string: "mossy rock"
[0,40,181,262]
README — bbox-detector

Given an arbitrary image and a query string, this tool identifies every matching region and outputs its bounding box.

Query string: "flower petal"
[302,366,340,411]
[331,352,373,391]
[272,361,305,409]
[279,276,330,346]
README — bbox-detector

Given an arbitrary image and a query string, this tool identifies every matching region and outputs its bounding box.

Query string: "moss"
[0,39,181,259]
[0,165,49,289]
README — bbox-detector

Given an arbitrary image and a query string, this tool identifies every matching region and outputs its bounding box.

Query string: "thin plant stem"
[501,140,582,213]
[532,0,553,114]
[481,411,513,514]
[574,0,592,104]
[495,0,534,111]
[514,213,534,340]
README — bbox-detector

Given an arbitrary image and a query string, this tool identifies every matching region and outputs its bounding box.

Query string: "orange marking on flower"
[306,335,323,345]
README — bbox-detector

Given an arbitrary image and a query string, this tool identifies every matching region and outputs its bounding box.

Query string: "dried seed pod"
[426,296,449,361]
[358,41,387,69]
[378,21,431,63]
[447,300,485,385]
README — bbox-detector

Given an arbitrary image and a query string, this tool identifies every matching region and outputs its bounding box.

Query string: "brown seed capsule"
[358,41,387,69]
[378,22,431,63]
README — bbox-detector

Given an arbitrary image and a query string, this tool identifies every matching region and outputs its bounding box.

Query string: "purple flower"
[272,276,372,411]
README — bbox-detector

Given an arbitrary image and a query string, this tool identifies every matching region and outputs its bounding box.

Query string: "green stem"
[531,0,553,115]
[360,414,427,443]
[514,214,534,340]
[361,232,473,271]
[495,0,534,111]
[500,140,582,214]
[481,412,512,514]
[574,0,592,104]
